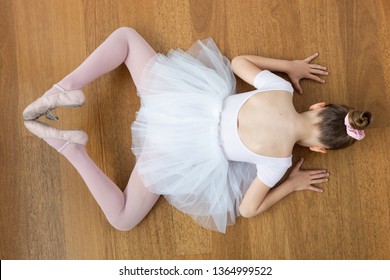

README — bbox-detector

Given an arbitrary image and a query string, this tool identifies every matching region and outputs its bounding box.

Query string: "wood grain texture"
[0,0,389,259]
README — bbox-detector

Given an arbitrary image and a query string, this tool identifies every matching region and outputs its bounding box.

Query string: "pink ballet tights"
[43,27,160,231]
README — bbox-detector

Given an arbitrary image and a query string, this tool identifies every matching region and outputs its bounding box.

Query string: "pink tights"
[43,27,160,231]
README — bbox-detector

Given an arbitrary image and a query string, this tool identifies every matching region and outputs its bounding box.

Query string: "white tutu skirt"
[131,39,256,233]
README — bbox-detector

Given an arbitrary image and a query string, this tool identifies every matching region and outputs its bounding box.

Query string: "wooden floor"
[1,0,389,260]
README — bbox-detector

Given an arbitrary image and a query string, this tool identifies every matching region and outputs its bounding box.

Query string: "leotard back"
[219,70,294,187]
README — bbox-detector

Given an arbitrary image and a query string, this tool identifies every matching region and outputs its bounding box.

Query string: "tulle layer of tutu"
[131,39,256,233]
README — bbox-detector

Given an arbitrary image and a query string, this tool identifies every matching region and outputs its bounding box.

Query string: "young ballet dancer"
[23,27,371,233]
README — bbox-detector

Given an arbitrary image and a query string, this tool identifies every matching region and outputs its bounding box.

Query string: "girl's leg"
[44,27,156,96]
[61,144,159,231]
[42,27,159,230]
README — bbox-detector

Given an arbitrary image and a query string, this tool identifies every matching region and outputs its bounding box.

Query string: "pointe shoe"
[23,84,85,121]
[24,120,88,153]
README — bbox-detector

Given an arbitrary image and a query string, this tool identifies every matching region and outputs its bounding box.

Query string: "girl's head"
[317,103,372,150]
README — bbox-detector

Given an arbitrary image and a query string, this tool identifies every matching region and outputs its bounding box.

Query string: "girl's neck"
[294,110,324,148]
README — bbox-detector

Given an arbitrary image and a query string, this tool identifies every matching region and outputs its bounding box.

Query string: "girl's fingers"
[311,173,329,180]
[310,64,327,70]
[293,81,303,94]
[309,68,329,76]
[309,170,327,176]
[310,177,329,184]
[309,74,325,83]
[304,53,319,63]
[293,158,305,171]
[308,185,324,192]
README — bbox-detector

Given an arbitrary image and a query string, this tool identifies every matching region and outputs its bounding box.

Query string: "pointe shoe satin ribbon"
[24,120,88,153]
[23,84,85,121]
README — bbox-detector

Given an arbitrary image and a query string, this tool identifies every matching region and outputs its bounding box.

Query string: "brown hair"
[318,104,372,150]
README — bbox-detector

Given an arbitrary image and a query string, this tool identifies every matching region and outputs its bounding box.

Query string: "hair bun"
[349,110,372,129]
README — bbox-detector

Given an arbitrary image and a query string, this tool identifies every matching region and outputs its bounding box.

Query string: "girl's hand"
[287,158,329,192]
[287,53,328,94]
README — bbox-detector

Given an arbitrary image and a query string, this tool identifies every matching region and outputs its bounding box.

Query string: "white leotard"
[219,70,294,187]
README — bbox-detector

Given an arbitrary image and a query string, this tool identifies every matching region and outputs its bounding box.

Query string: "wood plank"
[1,0,388,260]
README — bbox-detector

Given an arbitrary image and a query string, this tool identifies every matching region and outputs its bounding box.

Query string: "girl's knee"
[109,216,140,232]
[114,26,138,37]
[112,224,136,232]
[110,221,136,232]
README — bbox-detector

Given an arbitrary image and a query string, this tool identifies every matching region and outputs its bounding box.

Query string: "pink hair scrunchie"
[344,114,365,140]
